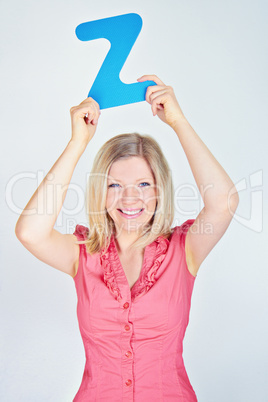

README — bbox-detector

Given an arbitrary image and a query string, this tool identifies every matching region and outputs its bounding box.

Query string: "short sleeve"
[73,224,89,241]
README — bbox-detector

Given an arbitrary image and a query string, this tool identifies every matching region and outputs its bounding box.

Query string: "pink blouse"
[73,220,197,401]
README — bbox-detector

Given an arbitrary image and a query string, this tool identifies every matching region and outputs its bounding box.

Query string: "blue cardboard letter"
[75,13,156,109]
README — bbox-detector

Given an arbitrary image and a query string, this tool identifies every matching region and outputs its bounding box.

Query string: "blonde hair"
[83,133,174,254]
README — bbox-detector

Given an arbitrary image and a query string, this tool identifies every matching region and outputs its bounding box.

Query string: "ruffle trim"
[100,239,123,302]
[131,236,169,300]
[100,235,170,301]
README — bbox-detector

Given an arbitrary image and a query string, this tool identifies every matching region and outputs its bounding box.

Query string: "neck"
[114,230,140,254]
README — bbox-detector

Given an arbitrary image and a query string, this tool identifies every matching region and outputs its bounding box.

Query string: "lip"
[117,208,144,219]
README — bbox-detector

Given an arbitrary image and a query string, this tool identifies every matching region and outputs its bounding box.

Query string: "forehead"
[108,157,154,180]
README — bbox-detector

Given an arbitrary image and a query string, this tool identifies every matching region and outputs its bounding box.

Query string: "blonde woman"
[15,75,239,401]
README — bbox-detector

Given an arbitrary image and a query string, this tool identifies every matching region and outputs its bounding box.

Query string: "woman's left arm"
[139,75,239,276]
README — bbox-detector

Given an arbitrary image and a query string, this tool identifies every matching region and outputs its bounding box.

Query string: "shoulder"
[171,219,195,244]
[72,225,91,279]
[167,219,197,280]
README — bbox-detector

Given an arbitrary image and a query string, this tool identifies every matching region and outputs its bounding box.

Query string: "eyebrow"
[107,177,155,183]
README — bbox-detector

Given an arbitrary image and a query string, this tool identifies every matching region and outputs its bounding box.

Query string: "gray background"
[1,0,268,401]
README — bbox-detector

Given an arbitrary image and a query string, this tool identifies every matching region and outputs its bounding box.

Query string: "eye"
[139,182,150,187]
[108,183,121,188]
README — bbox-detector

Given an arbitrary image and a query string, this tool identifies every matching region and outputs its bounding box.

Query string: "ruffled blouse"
[73,220,197,401]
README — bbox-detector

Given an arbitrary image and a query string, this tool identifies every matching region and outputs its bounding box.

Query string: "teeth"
[121,209,142,215]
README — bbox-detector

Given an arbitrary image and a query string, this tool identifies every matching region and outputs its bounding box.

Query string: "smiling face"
[106,156,157,238]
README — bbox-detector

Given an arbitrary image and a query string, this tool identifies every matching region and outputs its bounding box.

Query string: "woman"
[15,75,239,401]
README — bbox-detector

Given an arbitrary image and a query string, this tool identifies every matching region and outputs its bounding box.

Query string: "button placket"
[121,300,134,397]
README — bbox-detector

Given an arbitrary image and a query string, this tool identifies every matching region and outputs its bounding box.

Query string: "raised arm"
[15,98,100,277]
[138,75,239,276]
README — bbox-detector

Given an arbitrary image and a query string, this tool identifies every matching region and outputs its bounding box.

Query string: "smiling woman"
[84,133,174,254]
[15,75,239,401]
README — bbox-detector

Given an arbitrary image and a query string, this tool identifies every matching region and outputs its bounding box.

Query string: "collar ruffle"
[100,235,170,302]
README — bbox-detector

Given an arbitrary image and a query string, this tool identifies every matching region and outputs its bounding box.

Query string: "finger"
[151,102,164,116]
[137,75,165,86]
[145,85,167,104]
[151,94,167,114]
[85,103,99,125]
[88,110,100,125]
[84,112,94,125]
[79,99,100,118]
[72,98,101,126]
[81,97,100,110]
[149,94,162,116]
[72,103,94,117]
[82,107,96,122]
[148,89,168,104]
[92,110,101,125]
[151,103,157,117]
[85,106,98,125]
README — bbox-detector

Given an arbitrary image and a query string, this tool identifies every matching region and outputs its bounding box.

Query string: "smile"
[118,208,144,218]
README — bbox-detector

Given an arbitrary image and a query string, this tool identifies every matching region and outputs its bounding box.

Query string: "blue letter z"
[75,13,156,110]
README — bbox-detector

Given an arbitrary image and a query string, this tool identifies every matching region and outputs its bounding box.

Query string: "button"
[124,324,130,331]
[123,302,129,309]
[125,351,132,358]
[125,379,132,386]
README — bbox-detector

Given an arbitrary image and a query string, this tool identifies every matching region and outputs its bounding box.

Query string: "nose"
[122,184,141,202]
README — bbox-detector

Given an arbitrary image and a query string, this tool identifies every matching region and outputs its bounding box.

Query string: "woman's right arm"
[15,97,100,277]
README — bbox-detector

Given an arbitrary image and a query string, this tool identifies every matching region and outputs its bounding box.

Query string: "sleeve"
[73,224,89,241]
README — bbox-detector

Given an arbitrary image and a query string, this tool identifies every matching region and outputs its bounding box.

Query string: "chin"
[115,221,151,236]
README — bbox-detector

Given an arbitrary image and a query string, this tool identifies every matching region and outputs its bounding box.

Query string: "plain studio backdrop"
[1,0,267,401]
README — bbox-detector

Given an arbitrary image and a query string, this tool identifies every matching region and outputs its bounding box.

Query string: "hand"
[70,97,101,147]
[137,75,185,129]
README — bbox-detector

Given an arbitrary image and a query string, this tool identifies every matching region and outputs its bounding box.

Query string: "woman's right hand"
[70,97,101,147]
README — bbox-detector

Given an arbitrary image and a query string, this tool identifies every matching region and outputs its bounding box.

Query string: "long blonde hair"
[83,133,174,253]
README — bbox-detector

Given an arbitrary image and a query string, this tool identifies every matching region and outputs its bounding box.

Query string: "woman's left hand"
[137,75,185,129]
